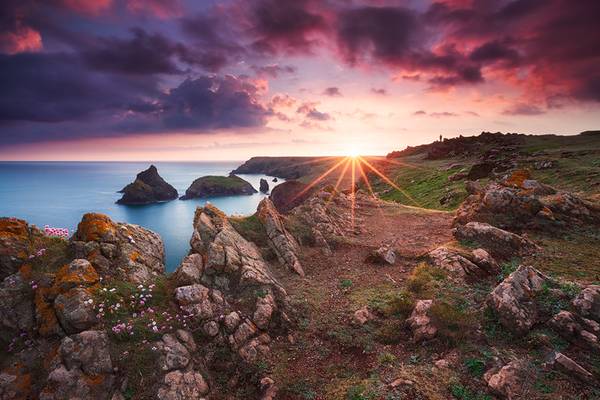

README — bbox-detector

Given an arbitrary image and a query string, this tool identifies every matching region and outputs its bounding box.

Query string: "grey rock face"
[54,288,97,334]
[487,265,548,335]
[71,213,165,283]
[172,254,204,286]
[0,273,35,332]
[573,285,600,322]
[257,198,304,276]
[157,370,209,400]
[484,360,533,400]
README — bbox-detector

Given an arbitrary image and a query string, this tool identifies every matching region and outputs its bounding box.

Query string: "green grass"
[231,214,269,247]
[196,175,253,189]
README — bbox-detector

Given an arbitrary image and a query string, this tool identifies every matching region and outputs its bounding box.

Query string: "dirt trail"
[269,198,455,398]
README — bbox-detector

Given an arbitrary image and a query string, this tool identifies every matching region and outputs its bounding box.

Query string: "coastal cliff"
[180,175,257,200]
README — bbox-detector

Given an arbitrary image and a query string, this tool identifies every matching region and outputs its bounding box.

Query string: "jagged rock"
[269,180,315,213]
[352,306,374,325]
[549,310,600,351]
[238,333,271,363]
[259,178,269,193]
[573,285,600,322]
[253,293,276,329]
[257,199,304,276]
[0,273,35,332]
[312,228,332,256]
[71,213,165,283]
[157,370,209,400]
[487,266,549,335]
[117,165,178,205]
[172,254,204,286]
[54,288,97,334]
[546,352,593,382]
[427,246,498,278]
[180,175,257,200]
[174,284,226,320]
[0,217,46,279]
[455,175,599,229]
[260,377,277,400]
[484,360,532,400]
[453,222,538,260]
[156,334,191,371]
[175,329,197,353]
[42,330,115,400]
[406,300,437,342]
[366,245,396,265]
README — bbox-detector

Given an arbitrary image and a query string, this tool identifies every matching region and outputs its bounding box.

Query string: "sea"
[0,161,281,271]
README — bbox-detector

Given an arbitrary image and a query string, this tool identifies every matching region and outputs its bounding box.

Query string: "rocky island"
[117,165,178,205]
[179,175,257,200]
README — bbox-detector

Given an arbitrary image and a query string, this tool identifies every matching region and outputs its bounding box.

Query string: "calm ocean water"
[0,162,282,271]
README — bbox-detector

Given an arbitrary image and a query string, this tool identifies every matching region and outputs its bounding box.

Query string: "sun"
[345,146,360,158]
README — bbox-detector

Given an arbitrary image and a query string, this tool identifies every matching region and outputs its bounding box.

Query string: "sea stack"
[180,175,257,200]
[117,165,178,205]
[259,178,269,193]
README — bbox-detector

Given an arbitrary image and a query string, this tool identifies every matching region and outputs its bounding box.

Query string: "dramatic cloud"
[502,103,546,116]
[0,25,42,54]
[297,102,331,121]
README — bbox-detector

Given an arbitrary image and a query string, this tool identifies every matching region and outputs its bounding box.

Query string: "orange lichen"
[0,218,29,239]
[34,288,60,336]
[54,262,100,291]
[75,213,116,242]
[1,364,32,400]
[504,169,531,188]
[130,250,140,262]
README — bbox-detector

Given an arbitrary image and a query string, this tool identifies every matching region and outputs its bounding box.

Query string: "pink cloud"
[0,26,42,54]
[126,0,183,18]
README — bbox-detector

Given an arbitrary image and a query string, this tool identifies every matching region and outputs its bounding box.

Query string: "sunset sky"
[0,0,599,160]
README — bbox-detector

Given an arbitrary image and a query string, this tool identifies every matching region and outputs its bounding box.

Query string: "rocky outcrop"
[180,175,256,200]
[171,254,203,287]
[157,370,209,400]
[232,156,322,179]
[259,178,269,193]
[365,245,396,265]
[549,311,600,351]
[0,217,46,279]
[427,246,498,278]
[269,180,315,213]
[546,352,593,383]
[573,285,600,322]
[257,198,304,276]
[484,360,533,400]
[117,165,178,205]
[177,204,290,362]
[352,306,374,325]
[71,213,165,283]
[41,330,117,400]
[487,265,549,335]
[455,172,600,230]
[453,222,538,260]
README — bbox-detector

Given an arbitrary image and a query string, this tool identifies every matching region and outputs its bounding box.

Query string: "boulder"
[366,245,396,265]
[171,254,204,286]
[0,273,35,332]
[157,370,209,400]
[54,288,97,334]
[0,217,45,279]
[174,284,227,320]
[42,330,116,400]
[352,306,374,325]
[487,266,549,335]
[453,222,538,260]
[546,352,593,383]
[117,165,178,205]
[406,300,437,342]
[259,178,269,193]
[180,175,256,200]
[484,360,532,400]
[269,180,315,213]
[549,311,600,351]
[427,246,498,278]
[573,285,600,322]
[155,334,191,371]
[257,198,304,276]
[71,213,165,283]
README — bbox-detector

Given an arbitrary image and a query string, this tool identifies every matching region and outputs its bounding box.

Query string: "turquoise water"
[0,162,281,271]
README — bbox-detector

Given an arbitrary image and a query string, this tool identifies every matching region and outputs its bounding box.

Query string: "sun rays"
[289,154,422,228]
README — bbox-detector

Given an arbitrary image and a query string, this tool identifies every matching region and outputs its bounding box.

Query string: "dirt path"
[268,199,454,399]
